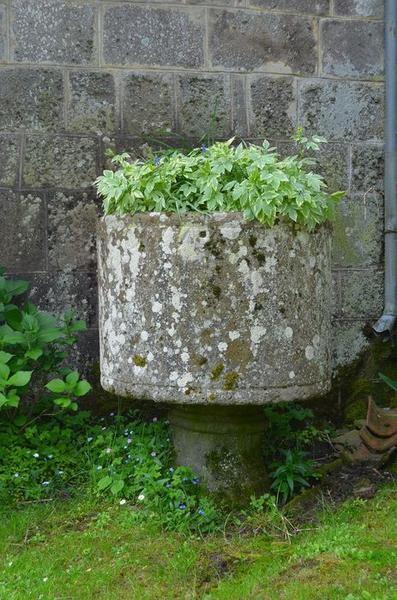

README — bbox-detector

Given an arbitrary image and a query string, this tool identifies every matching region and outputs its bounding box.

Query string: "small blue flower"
[87,437,93,443]
[198,508,205,516]
[179,503,187,510]
[201,144,207,152]
[154,156,161,166]
[191,477,200,485]
[183,476,189,482]
[169,467,174,473]
[165,482,172,488]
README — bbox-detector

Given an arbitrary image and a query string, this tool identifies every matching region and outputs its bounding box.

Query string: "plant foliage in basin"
[95,131,344,230]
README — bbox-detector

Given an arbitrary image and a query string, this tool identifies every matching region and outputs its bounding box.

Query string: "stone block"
[333,0,383,17]
[332,194,383,268]
[351,143,384,195]
[48,191,100,271]
[314,143,350,192]
[248,0,330,15]
[25,270,98,328]
[248,75,296,138]
[339,269,383,318]
[0,68,63,132]
[231,76,248,137]
[0,191,46,270]
[208,9,317,75]
[176,74,232,138]
[103,5,205,68]
[188,0,242,5]
[0,135,20,187]
[11,0,96,64]
[23,136,97,189]
[67,328,99,376]
[299,79,384,141]
[321,20,383,79]
[67,72,117,134]
[122,73,174,135]
[331,270,340,318]
[0,4,6,61]
[331,319,369,370]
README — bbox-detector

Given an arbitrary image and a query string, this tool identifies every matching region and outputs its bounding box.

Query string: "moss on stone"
[192,354,208,367]
[223,371,239,391]
[133,354,147,367]
[226,339,253,370]
[208,393,217,402]
[212,285,221,299]
[211,362,225,381]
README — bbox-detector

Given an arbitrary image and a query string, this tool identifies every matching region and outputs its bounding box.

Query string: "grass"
[1,485,397,599]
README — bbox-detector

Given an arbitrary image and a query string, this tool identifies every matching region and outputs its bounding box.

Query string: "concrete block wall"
[0,0,385,373]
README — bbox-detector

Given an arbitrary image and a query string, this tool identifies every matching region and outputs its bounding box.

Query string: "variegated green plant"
[96,132,344,230]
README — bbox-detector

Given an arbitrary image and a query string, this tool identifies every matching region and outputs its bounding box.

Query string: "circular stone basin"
[98,213,332,503]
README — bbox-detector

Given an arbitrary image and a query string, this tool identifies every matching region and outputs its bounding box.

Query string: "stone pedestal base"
[169,405,268,506]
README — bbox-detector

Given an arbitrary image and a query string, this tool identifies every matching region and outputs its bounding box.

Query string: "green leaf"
[54,397,72,409]
[98,475,112,490]
[25,348,43,360]
[37,329,63,343]
[0,392,8,408]
[74,380,92,397]
[8,370,32,387]
[0,351,13,364]
[0,363,10,380]
[66,371,79,386]
[7,393,20,407]
[379,372,397,392]
[45,379,66,394]
[6,279,29,298]
[4,306,23,329]
[110,479,125,495]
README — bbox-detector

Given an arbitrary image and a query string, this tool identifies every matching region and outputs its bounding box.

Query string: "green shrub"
[270,449,319,504]
[95,131,344,230]
[0,268,91,417]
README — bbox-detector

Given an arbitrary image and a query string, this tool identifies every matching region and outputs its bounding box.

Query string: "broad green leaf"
[66,371,79,386]
[8,370,32,387]
[0,363,10,380]
[38,329,63,343]
[54,398,72,409]
[110,479,125,495]
[45,379,66,394]
[98,475,112,490]
[25,348,43,360]
[74,380,92,397]
[0,351,13,364]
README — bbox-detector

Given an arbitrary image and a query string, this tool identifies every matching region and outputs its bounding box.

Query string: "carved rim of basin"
[97,211,332,406]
